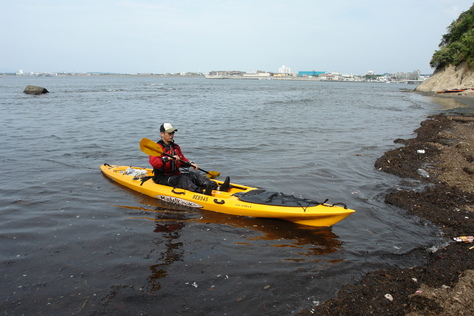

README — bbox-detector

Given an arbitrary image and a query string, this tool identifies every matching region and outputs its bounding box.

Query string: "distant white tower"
[278,65,291,74]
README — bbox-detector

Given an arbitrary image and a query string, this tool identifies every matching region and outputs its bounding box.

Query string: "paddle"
[139,138,220,179]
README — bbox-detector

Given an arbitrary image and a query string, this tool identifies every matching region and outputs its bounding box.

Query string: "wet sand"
[299,94,474,315]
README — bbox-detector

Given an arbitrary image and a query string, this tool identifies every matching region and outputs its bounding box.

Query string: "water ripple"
[0,76,445,315]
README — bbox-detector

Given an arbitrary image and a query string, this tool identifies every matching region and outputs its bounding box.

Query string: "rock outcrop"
[23,85,49,95]
[415,63,474,92]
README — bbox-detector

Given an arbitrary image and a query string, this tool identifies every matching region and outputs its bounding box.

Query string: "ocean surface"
[0,76,463,315]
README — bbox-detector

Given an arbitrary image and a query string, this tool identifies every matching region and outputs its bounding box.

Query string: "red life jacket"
[149,140,190,176]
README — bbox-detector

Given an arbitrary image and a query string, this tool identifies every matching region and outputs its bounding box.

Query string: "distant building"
[243,72,272,78]
[298,71,326,77]
[278,65,291,74]
[208,70,245,76]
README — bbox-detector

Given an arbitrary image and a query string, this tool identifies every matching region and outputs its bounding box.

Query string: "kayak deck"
[100,164,355,227]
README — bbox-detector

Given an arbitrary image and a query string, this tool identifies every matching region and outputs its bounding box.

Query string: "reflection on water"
[148,213,186,292]
[118,191,344,277]
[116,197,345,299]
[195,212,342,259]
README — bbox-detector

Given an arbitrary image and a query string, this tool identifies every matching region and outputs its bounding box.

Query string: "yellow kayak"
[100,164,355,227]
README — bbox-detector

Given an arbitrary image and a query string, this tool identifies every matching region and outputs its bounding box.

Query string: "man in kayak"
[149,123,221,195]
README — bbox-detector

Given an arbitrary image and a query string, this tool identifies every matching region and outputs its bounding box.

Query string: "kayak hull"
[100,164,355,227]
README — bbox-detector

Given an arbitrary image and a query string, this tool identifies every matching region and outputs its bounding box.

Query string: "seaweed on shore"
[298,114,474,316]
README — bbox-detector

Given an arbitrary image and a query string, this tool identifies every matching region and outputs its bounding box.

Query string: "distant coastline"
[1,71,427,85]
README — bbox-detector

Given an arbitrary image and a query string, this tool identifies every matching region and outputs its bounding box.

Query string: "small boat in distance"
[436,88,470,93]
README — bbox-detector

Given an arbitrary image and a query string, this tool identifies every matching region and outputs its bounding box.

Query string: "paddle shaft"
[140,138,220,178]
[161,152,213,175]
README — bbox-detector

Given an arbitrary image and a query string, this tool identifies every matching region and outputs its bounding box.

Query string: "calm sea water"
[0,76,457,314]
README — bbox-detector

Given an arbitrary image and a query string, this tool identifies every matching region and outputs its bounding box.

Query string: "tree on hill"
[430,4,474,70]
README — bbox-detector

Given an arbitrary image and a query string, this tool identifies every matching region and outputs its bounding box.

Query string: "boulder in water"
[23,85,49,95]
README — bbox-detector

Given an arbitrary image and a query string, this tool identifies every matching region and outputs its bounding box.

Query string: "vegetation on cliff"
[430,4,474,70]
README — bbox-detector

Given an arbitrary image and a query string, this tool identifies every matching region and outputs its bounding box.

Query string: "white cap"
[160,123,178,133]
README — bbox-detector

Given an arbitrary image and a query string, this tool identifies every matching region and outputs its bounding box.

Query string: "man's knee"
[178,174,201,192]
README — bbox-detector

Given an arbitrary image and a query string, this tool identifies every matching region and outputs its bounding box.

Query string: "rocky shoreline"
[299,94,474,315]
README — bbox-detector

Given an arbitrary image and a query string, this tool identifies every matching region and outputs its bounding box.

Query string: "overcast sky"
[1,0,472,75]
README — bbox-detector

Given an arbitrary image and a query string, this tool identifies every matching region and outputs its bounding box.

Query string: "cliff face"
[415,63,474,92]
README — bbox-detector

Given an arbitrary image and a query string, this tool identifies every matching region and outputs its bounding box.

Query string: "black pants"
[153,171,217,193]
